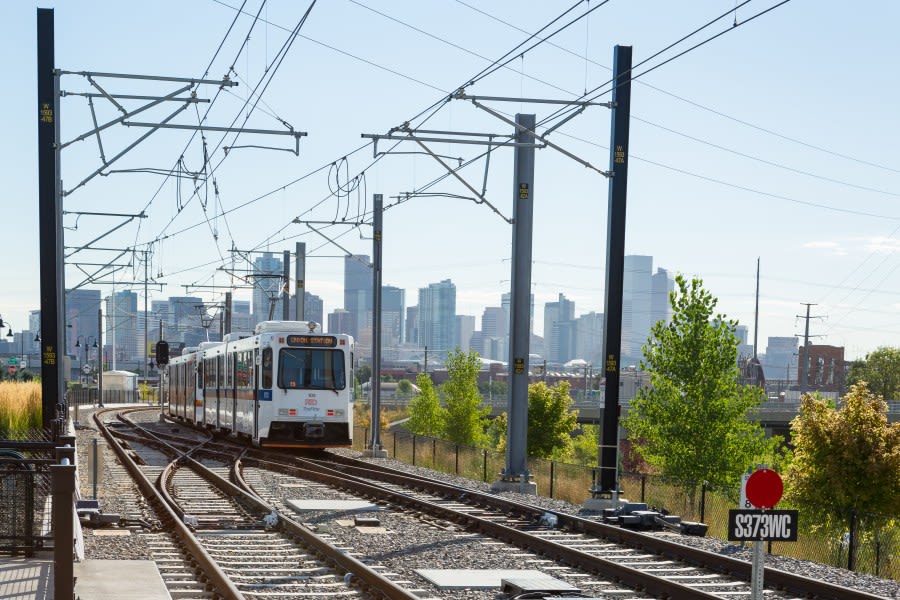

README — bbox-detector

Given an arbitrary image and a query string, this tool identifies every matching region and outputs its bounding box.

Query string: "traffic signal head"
[156,341,169,365]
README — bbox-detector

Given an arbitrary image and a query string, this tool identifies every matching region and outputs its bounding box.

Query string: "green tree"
[785,382,900,565]
[396,378,414,401]
[356,364,372,384]
[527,381,578,460]
[406,373,445,437]
[478,379,508,403]
[571,424,599,466]
[486,412,508,452]
[441,348,489,446]
[846,347,900,401]
[623,275,776,496]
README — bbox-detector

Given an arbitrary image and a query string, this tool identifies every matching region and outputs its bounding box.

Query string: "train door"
[194,359,204,423]
[216,354,224,428]
[204,356,217,427]
[253,348,260,441]
[256,347,274,444]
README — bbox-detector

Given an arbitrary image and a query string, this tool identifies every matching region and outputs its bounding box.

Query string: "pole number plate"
[727,509,798,542]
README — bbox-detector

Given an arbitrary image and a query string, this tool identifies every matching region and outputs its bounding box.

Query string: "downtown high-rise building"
[251,252,284,326]
[232,300,253,333]
[344,254,372,340]
[405,306,418,345]
[764,336,798,382]
[543,293,575,364]
[381,285,405,353]
[650,267,675,329]
[287,292,323,326]
[327,309,352,336]
[416,279,456,359]
[623,255,653,363]
[575,311,605,367]
[456,315,476,356]
[167,296,205,347]
[106,290,139,364]
[66,289,102,356]
[478,306,508,361]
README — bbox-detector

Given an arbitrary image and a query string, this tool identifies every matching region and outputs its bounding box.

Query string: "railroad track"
[95,408,890,599]
[95,408,417,599]
[241,445,887,600]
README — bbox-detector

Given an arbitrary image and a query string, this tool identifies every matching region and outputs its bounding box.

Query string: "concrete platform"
[0,557,53,600]
[0,557,171,600]
[74,559,170,599]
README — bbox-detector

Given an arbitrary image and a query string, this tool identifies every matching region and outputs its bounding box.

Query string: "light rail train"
[164,320,355,448]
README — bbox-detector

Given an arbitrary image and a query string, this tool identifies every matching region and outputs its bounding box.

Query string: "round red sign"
[745,468,783,509]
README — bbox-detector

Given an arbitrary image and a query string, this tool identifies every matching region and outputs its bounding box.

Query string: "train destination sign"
[727,509,798,542]
[285,335,337,347]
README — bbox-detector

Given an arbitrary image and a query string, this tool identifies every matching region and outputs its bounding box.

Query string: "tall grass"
[0,381,42,437]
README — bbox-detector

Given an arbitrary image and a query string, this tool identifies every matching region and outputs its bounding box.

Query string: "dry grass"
[0,381,43,436]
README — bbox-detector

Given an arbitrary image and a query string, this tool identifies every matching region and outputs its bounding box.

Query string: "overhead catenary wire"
[57,1,899,352]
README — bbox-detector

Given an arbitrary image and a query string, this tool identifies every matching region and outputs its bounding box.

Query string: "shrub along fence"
[355,426,898,580]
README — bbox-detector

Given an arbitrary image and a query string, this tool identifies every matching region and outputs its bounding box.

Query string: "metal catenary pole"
[37,8,66,432]
[596,45,633,498]
[501,113,536,487]
[295,242,306,321]
[370,195,384,453]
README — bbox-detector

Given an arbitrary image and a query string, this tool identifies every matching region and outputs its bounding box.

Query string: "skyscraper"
[232,300,252,333]
[65,289,101,356]
[764,336,798,381]
[327,309,352,335]
[416,279,456,359]
[251,252,284,326]
[575,311,604,367]
[405,306,418,344]
[382,285,405,352]
[106,290,139,363]
[650,267,675,330]
[456,315,475,356]
[501,291,534,334]
[287,292,323,325]
[623,255,653,363]
[344,254,372,340]
[167,296,205,346]
[543,293,575,364]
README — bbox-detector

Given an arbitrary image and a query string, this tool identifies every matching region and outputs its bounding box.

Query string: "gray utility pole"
[362,79,611,491]
[41,17,305,418]
[282,250,291,320]
[366,195,388,458]
[97,307,103,407]
[590,45,633,506]
[37,8,65,432]
[224,291,232,335]
[295,242,306,321]
[494,113,537,494]
[797,303,825,395]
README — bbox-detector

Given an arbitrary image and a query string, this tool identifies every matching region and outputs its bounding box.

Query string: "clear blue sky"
[3,1,900,361]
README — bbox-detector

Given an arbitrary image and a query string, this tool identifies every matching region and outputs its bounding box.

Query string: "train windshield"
[278,348,346,390]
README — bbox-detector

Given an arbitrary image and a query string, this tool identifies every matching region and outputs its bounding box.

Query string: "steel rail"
[92,409,245,599]
[112,413,419,600]
[242,454,723,600]
[313,454,887,600]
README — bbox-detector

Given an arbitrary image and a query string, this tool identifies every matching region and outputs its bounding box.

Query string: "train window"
[261,348,273,389]
[197,361,203,390]
[278,348,346,390]
[235,350,252,388]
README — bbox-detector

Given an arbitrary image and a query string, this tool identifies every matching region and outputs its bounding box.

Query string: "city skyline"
[4,2,900,362]
[1,250,844,384]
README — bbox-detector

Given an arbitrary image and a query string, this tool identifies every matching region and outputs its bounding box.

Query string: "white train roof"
[254,320,322,334]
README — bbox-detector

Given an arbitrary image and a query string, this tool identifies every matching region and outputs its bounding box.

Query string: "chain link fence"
[0,430,55,556]
[356,426,898,580]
